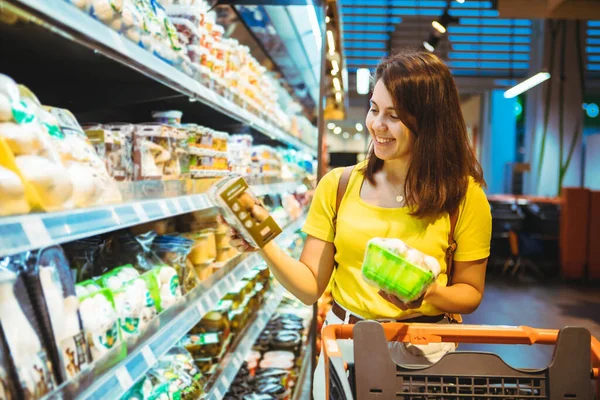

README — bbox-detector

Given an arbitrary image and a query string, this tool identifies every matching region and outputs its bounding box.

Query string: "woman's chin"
[373,146,397,160]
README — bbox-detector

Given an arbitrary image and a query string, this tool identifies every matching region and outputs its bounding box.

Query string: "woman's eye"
[369,108,379,114]
[390,115,399,120]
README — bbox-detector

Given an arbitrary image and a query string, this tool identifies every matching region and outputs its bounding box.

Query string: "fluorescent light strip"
[423,41,435,52]
[503,72,550,98]
[432,21,446,33]
[327,30,336,55]
[335,92,342,103]
[333,77,341,91]
[356,68,370,94]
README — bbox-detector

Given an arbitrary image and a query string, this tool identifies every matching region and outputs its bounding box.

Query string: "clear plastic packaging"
[133,124,178,180]
[25,246,91,383]
[0,258,56,399]
[152,235,198,294]
[361,238,441,302]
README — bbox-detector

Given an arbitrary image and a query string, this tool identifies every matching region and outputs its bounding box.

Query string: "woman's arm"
[230,232,336,305]
[380,258,487,314]
[423,258,487,314]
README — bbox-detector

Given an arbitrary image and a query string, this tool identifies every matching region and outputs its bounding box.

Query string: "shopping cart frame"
[322,321,600,399]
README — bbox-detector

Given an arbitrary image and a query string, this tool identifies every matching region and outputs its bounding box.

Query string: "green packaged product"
[361,238,441,302]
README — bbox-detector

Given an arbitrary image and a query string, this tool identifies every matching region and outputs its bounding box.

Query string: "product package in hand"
[211,176,282,249]
[362,238,441,303]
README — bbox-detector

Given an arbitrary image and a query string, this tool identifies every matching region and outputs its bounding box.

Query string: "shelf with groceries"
[0,0,317,155]
[0,173,309,400]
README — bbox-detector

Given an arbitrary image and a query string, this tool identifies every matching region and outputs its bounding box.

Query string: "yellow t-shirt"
[302,161,492,319]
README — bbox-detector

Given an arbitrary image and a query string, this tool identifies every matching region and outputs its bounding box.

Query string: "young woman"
[225,50,492,398]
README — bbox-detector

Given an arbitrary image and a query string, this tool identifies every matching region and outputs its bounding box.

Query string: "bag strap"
[333,165,355,230]
[445,208,460,282]
[332,166,355,269]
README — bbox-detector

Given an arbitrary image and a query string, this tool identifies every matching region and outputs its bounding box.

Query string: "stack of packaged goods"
[122,262,272,399]
[60,0,309,136]
[66,0,191,73]
[0,73,122,217]
[224,297,312,399]
[228,134,253,177]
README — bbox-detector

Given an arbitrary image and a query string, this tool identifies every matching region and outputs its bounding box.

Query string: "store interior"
[0,0,600,399]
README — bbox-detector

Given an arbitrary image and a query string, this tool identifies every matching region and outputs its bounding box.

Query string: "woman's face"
[366,79,415,161]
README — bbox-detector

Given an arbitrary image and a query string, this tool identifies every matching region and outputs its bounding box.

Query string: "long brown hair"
[364,49,485,218]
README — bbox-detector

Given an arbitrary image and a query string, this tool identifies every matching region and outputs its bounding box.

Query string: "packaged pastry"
[78,288,125,362]
[0,260,56,399]
[99,265,158,340]
[147,362,203,400]
[152,235,198,294]
[44,107,122,207]
[133,124,176,180]
[361,238,441,302]
[0,165,30,216]
[85,123,134,181]
[139,266,182,313]
[182,230,216,265]
[24,246,91,383]
[212,130,229,152]
[211,177,282,249]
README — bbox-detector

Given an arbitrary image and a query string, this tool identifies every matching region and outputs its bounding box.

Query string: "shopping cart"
[322,321,600,399]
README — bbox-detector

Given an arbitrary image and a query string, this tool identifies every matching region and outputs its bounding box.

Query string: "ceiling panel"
[340,0,534,79]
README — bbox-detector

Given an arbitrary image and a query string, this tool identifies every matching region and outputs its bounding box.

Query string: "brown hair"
[364,49,485,218]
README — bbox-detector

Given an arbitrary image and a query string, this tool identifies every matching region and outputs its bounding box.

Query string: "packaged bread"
[85,123,134,182]
[210,176,281,249]
[362,238,441,303]
[0,165,30,216]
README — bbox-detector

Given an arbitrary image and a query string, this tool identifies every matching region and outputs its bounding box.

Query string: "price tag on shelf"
[213,386,223,399]
[21,217,52,248]
[213,284,223,299]
[115,366,134,390]
[172,199,183,214]
[158,200,170,217]
[196,300,206,316]
[226,273,236,287]
[132,203,149,222]
[141,345,157,366]
[185,197,195,210]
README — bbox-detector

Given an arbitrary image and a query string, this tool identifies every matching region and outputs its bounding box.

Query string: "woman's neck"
[381,157,410,184]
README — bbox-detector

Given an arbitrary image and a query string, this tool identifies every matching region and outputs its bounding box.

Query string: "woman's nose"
[372,116,387,131]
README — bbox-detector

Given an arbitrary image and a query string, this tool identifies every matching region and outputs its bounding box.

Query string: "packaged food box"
[211,176,282,249]
[361,238,441,302]
[0,262,56,399]
[24,246,91,384]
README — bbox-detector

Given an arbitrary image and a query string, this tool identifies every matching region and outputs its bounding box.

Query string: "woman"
[226,50,492,398]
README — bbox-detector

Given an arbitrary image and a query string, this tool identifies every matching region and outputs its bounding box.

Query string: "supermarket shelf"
[4,0,316,156]
[41,213,306,400]
[205,286,288,400]
[0,180,303,259]
[292,334,313,400]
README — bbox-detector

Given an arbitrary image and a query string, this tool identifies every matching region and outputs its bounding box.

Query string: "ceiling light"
[456,0,465,3]
[503,72,551,98]
[432,21,446,34]
[332,60,339,73]
[326,16,330,23]
[354,133,362,141]
[423,41,435,52]
[335,92,342,103]
[334,127,342,134]
[327,122,336,129]
[355,123,363,131]
[342,132,350,139]
[333,77,341,91]
[327,30,335,55]
[356,68,370,95]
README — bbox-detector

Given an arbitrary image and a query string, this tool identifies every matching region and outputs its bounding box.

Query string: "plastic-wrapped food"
[182,230,216,265]
[189,147,215,171]
[211,177,282,249]
[163,347,206,388]
[361,238,441,302]
[148,360,203,400]
[0,165,30,216]
[133,123,186,180]
[62,237,102,282]
[100,265,157,340]
[0,258,56,399]
[45,107,122,207]
[24,246,91,383]
[152,235,198,294]
[78,288,125,362]
[85,123,134,182]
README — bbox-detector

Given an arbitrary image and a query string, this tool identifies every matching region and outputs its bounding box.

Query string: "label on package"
[17,350,55,398]
[60,332,89,379]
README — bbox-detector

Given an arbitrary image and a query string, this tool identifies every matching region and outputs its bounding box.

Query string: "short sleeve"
[453,179,492,262]
[301,168,344,243]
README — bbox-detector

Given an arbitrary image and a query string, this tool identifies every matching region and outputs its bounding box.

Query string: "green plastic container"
[362,241,436,302]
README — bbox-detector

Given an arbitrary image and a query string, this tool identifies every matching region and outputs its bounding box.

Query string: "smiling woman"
[221,49,492,400]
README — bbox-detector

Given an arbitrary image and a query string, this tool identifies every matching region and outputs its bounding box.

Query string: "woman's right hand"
[218,215,257,253]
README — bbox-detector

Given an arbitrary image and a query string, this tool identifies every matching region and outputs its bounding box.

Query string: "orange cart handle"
[322,323,600,375]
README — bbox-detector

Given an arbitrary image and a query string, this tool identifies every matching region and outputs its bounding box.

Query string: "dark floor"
[460,274,600,369]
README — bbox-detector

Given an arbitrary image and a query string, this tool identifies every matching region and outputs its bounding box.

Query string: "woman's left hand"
[378,283,437,311]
